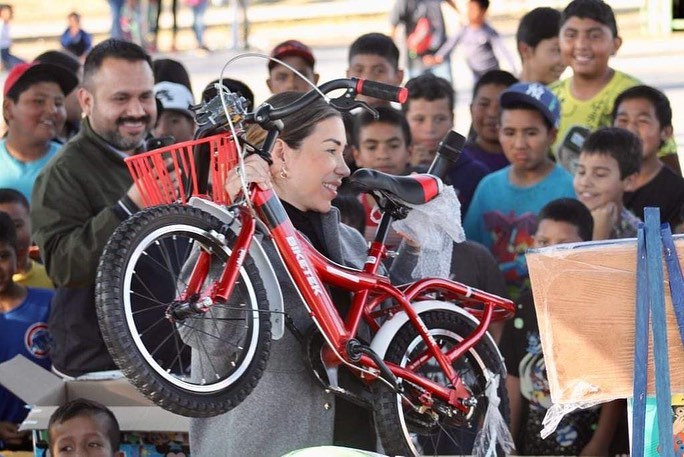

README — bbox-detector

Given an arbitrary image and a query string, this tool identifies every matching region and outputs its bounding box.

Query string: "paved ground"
[4,0,684,156]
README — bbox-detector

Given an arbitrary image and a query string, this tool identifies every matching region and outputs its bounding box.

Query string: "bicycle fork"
[171,205,256,317]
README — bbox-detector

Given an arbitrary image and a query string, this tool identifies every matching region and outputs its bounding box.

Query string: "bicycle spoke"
[171,326,187,377]
[145,322,181,360]
[141,244,190,291]
[155,238,186,297]
[194,326,224,383]
[137,314,171,339]
[176,319,246,349]
[132,269,166,305]
[130,296,169,312]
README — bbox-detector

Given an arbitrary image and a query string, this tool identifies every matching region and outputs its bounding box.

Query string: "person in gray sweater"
[190,92,417,456]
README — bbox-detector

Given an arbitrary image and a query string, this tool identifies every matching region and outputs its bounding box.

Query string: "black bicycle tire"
[95,204,271,417]
[372,309,509,457]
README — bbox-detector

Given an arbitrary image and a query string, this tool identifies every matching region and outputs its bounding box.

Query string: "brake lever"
[329,96,379,119]
[240,137,274,166]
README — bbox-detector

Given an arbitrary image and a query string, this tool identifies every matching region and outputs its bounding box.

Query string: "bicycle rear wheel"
[372,309,509,457]
[96,204,271,417]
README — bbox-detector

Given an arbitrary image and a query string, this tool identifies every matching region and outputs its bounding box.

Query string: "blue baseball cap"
[499,82,561,129]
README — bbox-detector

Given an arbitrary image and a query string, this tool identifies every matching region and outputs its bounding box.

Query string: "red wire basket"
[125,133,239,207]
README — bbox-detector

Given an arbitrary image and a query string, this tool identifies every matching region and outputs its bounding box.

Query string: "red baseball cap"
[3,62,79,98]
[268,40,315,71]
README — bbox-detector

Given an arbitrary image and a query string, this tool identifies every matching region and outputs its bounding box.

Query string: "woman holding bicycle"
[189,92,419,456]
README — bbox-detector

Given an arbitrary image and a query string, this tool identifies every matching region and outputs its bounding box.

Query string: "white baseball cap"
[154,81,194,119]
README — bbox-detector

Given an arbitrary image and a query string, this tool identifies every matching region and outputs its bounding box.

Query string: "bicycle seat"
[349,168,442,205]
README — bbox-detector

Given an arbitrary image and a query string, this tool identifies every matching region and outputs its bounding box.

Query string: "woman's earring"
[279,166,289,179]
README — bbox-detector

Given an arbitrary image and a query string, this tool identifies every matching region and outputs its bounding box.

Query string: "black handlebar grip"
[355,79,409,104]
[426,130,466,180]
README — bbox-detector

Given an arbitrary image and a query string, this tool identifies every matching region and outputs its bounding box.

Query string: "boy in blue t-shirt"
[464,82,576,300]
[0,211,53,452]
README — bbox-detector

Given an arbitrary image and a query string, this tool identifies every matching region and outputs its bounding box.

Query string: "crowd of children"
[1,0,683,455]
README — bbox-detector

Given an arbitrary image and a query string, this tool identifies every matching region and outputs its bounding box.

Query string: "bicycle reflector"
[125,133,238,207]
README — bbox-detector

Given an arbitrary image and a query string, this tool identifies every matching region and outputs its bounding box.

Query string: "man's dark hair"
[348,33,400,69]
[153,58,193,93]
[561,0,618,38]
[403,73,455,113]
[471,0,490,11]
[35,50,81,75]
[516,7,562,49]
[48,398,121,451]
[612,85,672,129]
[0,188,29,210]
[352,106,411,148]
[0,211,17,252]
[472,69,518,99]
[538,198,594,242]
[83,39,152,88]
[581,127,642,179]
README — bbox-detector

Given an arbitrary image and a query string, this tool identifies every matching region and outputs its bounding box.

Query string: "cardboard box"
[0,355,190,456]
[526,236,684,405]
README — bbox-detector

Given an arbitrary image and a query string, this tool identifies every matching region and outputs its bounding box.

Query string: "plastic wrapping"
[392,185,465,279]
[539,384,603,438]
[472,370,515,457]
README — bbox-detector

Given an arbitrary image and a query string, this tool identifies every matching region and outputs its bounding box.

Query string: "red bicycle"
[95,78,515,456]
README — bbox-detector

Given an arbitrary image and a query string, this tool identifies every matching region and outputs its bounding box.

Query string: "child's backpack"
[406,3,435,57]
[407,17,433,56]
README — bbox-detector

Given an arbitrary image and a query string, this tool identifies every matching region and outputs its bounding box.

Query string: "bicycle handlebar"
[354,79,409,104]
[262,78,408,122]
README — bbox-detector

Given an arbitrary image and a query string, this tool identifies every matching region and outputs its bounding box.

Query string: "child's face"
[613,97,671,161]
[467,1,486,25]
[574,152,634,211]
[0,7,12,21]
[405,97,453,167]
[534,219,584,248]
[347,54,403,107]
[50,415,118,457]
[559,17,621,78]
[525,37,566,85]
[470,83,507,147]
[499,109,556,172]
[68,15,80,28]
[153,111,196,144]
[267,56,318,94]
[0,203,30,262]
[352,121,411,175]
[0,241,17,293]
[4,82,68,144]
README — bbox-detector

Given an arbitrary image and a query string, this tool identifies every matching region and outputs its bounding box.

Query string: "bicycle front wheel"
[372,309,509,457]
[96,204,271,417]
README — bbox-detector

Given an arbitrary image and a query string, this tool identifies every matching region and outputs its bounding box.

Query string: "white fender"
[189,197,285,340]
[370,299,500,360]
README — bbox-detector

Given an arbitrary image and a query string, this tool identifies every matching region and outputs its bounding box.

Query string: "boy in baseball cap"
[153,81,196,143]
[266,39,319,94]
[1,61,78,201]
[464,81,575,301]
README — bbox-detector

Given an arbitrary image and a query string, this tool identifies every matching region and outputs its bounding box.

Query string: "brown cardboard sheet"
[526,236,684,404]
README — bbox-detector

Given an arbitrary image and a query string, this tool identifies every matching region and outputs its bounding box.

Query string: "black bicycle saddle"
[349,168,442,206]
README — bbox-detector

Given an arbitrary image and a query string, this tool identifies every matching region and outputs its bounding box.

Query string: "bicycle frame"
[181,182,515,414]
